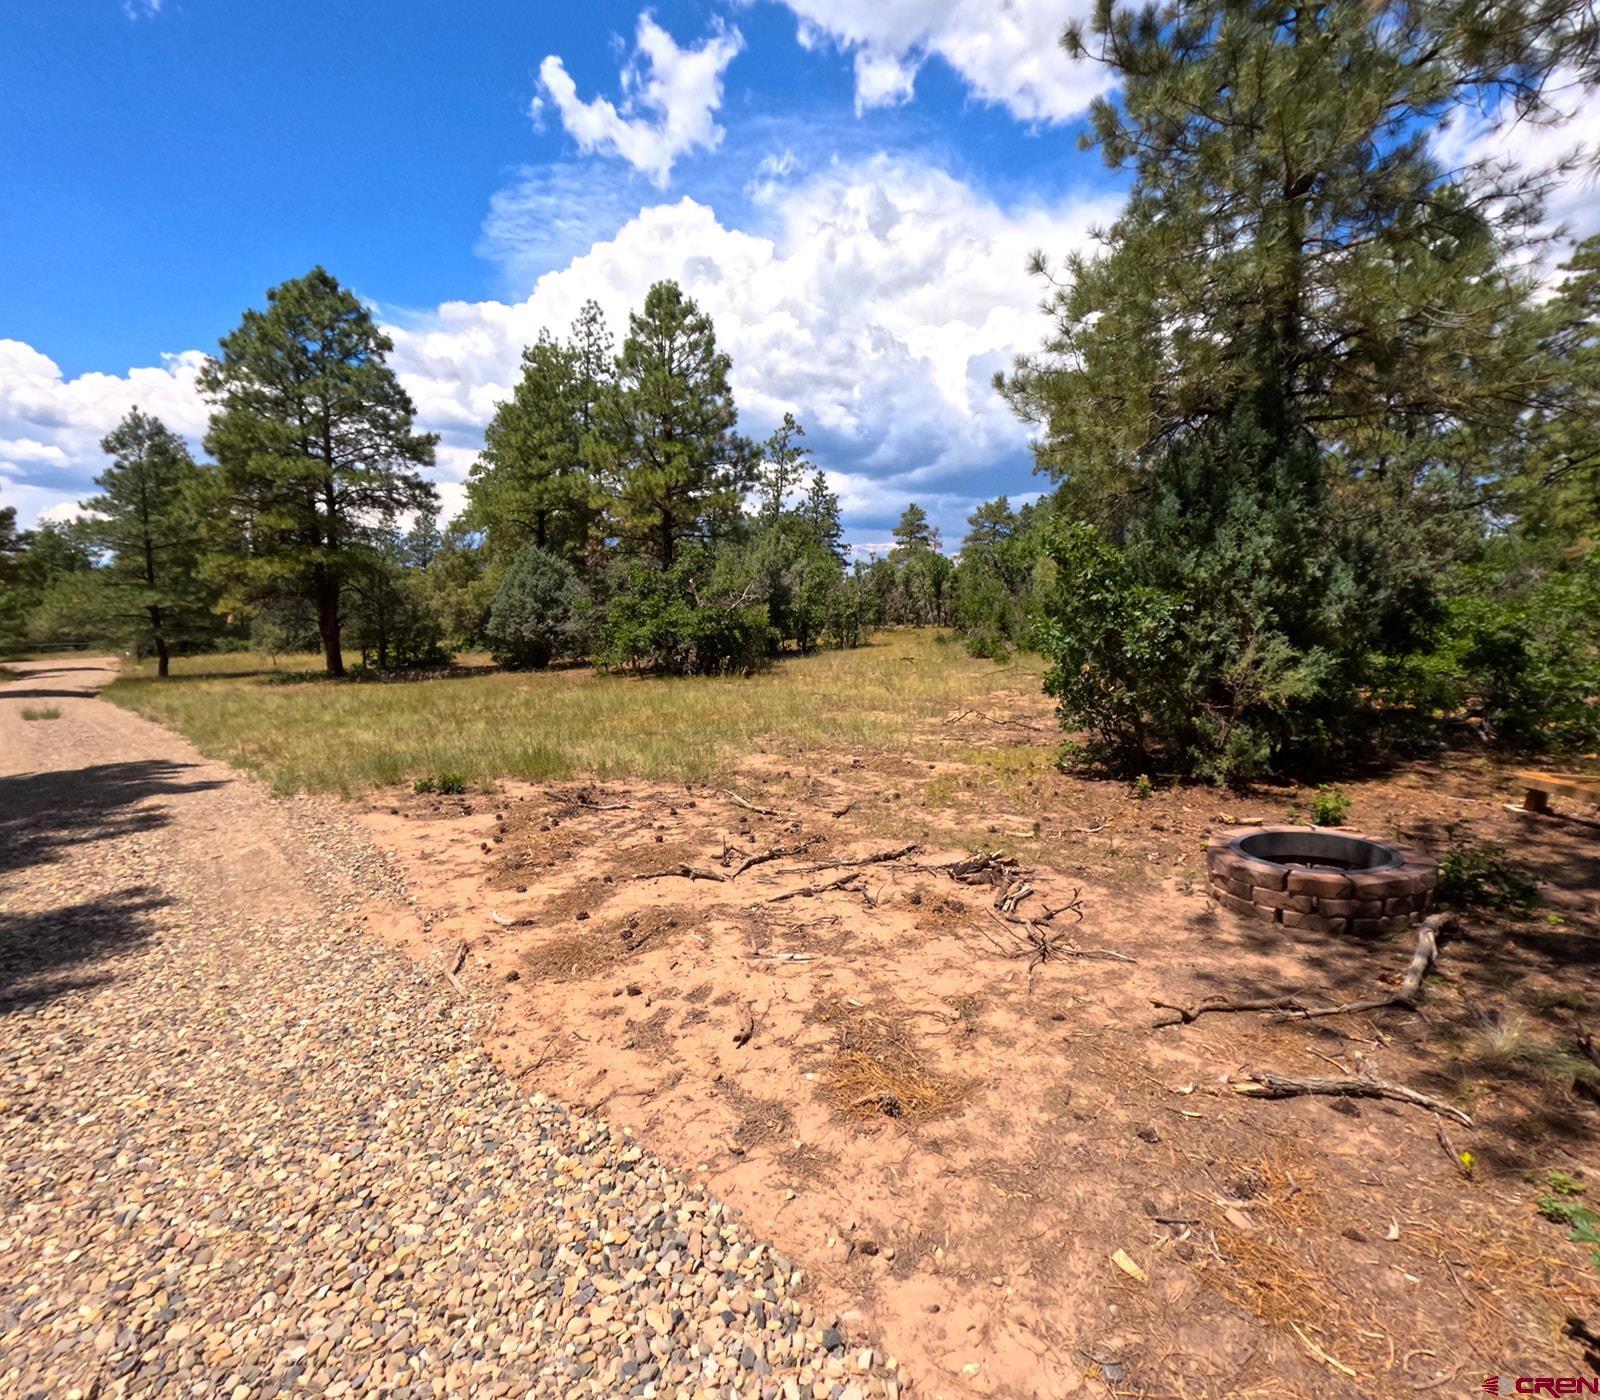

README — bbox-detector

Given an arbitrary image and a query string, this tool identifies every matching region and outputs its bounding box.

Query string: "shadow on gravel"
[3,689,95,702]
[0,760,227,878]
[0,886,171,1014]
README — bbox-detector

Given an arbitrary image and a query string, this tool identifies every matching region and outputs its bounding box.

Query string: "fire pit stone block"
[1205,826,1438,935]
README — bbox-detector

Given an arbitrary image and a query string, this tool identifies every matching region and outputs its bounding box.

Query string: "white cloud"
[1,155,1110,547]
[383,154,1119,542]
[0,339,210,525]
[537,14,744,187]
[1432,72,1600,256]
[770,0,1111,123]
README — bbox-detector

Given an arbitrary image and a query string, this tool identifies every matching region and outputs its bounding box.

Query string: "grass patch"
[20,706,61,721]
[104,632,1047,796]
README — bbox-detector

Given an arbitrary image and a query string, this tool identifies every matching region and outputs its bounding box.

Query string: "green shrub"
[1438,841,1539,912]
[485,545,582,670]
[1309,785,1351,826]
[413,773,467,795]
[595,549,772,676]
[1032,403,1428,784]
[1405,554,1600,752]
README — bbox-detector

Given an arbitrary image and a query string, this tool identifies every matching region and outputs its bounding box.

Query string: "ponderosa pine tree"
[470,318,605,565]
[75,409,216,675]
[1001,0,1592,778]
[197,267,437,676]
[1003,0,1566,521]
[889,503,940,560]
[598,281,754,568]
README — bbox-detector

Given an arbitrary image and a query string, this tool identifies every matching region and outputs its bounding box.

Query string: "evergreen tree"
[76,409,216,675]
[597,281,754,568]
[0,505,30,654]
[999,0,1595,777]
[1003,0,1558,523]
[485,545,582,669]
[757,413,809,524]
[799,472,846,562]
[470,331,599,563]
[196,267,437,676]
[889,503,940,561]
[403,507,445,571]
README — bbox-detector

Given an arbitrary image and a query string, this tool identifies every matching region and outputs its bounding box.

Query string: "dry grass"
[812,996,967,1125]
[103,632,1044,795]
[519,930,622,982]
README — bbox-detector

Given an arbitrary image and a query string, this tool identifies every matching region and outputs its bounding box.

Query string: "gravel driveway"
[0,658,891,1399]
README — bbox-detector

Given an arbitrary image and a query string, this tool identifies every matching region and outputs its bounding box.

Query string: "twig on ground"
[1435,1119,1470,1175]
[733,1003,757,1048]
[575,791,631,811]
[634,864,727,883]
[1228,1071,1473,1126]
[829,801,855,819]
[779,843,918,874]
[714,787,781,816]
[1152,914,1459,1027]
[731,836,819,879]
[981,904,1132,975]
[764,872,861,903]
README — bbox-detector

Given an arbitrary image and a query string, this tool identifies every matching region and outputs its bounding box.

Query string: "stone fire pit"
[1205,826,1438,936]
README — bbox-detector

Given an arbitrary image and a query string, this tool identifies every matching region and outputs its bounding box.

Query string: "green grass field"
[105,632,1047,795]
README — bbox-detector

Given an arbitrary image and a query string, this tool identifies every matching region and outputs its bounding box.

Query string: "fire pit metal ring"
[1205,825,1438,937]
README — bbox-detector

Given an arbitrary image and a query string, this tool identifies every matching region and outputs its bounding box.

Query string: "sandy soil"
[355,700,1600,1398]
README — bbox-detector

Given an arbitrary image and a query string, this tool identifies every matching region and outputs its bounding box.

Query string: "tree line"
[0,272,979,677]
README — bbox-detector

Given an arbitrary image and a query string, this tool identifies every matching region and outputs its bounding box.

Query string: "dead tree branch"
[730,836,820,879]
[779,843,918,874]
[634,864,728,883]
[764,872,862,903]
[1153,914,1460,1028]
[1228,1071,1473,1126]
[714,787,781,817]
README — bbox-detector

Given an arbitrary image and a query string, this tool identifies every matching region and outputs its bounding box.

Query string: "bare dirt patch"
[356,710,1600,1398]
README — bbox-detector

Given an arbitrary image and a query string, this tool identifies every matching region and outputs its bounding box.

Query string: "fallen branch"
[829,801,855,819]
[1153,914,1459,1027]
[733,1003,757,1048]
[634,864,727,883]
[996,879,1034,914]
[715,787,781,817]
[982,905,1133,972]
[1228,1071,1473,1126]
[575,791,631,811]
[731,836,819,879]
[780,842,918,874]
[764,872,861,903]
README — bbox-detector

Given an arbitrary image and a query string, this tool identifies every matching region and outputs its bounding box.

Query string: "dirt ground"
[355,687,1600,1398]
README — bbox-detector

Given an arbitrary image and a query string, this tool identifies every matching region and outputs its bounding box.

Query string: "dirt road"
[0,658,884,1397]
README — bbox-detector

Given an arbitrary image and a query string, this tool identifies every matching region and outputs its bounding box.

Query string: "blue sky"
[1,1,1593,551]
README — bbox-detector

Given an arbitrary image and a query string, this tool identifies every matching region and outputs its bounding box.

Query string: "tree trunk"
[149,604,169,678]
[317,571,345,677]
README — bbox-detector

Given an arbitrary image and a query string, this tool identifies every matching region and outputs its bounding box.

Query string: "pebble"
[0,675,895,1398]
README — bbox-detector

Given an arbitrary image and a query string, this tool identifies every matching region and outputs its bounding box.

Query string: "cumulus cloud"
[1,156,1112,545]
[770,0,1111,123]
[383,155,1119,541]
[537,14,744,187]
[0,339,209,526]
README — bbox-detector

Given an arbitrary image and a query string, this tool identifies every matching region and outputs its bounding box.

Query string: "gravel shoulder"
[0,658,892,1399]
